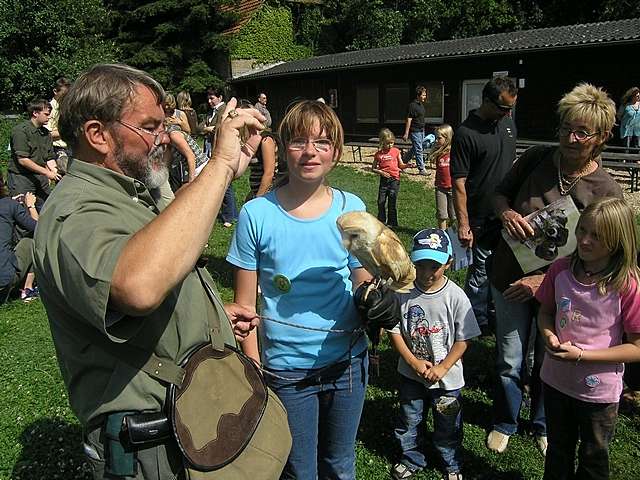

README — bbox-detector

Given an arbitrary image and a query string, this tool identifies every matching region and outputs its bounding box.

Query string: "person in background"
[536,198,640,480]
[371,128,411,227]
[450,76,518,333]
[163,93,208,192]
[246,130,281,201]
[201,87,225,158]
[387,229,480,480]
[618,86,640,149]
[0,179,39,304]
[176,91,198,136]
[254,92,272,129]
[403,86,430,175]
[200,87,238,227]
[228,100,386,479]
[8,98,60,207]
[46,77,72,174]
[429,124,456,230]
[164,92,190,134]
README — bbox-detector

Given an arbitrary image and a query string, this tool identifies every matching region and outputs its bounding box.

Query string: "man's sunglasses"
[489,97,515,112]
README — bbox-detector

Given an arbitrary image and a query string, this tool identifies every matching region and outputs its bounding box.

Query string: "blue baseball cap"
[410,228,452,265]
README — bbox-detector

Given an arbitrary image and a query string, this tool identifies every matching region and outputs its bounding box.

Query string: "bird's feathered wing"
[370,229,415,292]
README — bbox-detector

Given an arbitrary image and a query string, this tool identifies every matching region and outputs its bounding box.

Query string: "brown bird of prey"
[337,211,415,293]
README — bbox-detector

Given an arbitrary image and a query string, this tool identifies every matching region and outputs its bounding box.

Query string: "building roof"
[233,17,640,81]
[222,0,263,35]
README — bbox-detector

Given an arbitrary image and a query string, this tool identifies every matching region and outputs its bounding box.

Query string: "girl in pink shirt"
[372,128,411,227]
[428,124,455,229]
[536,197,640,480]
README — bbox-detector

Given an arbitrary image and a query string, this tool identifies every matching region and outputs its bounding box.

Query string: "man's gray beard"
[115,141,169,190]
[142,146,169,189]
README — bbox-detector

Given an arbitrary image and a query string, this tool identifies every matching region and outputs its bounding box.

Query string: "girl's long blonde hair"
[571,197,640,295]
[378,128,395,150]
[428,124,453,165]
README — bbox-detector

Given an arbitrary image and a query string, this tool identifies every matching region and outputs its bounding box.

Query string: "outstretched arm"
[110,99,266,316]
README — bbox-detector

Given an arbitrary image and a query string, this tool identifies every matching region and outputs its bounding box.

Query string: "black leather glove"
[354,279,401,342]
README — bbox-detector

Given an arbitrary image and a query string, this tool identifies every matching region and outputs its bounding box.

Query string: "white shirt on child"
[389,279,481,390]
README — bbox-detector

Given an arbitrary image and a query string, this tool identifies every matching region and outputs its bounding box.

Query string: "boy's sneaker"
[536,435,548,457]
[443,473,463,480]
[20,288,39,303]
[486,430,510,453]
[391,462,419,480]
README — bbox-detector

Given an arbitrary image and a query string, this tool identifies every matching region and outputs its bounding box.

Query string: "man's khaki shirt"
[9,120,55,174]
[33,158,235,426]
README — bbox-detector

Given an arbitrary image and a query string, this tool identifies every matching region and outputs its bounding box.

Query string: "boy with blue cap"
[387,228,480,480]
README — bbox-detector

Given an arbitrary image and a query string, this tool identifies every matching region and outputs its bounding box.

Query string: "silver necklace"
[556,158,593,196]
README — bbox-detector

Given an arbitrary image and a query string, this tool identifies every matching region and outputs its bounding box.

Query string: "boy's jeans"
[395,376,463,473]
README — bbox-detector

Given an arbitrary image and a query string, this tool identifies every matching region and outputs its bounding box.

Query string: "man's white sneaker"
[486,430,510,453]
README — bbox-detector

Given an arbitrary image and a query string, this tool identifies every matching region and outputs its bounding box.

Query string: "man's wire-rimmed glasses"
[117,120,168,147]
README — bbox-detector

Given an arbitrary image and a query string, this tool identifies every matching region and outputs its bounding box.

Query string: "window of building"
[356,85,379,123]
[384,84,410,124]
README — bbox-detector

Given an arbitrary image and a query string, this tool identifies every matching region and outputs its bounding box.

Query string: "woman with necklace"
[484,84,623,456]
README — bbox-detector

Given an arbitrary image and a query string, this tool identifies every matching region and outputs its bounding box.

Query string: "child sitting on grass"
[372,128,411,227]
[387,228,480,480]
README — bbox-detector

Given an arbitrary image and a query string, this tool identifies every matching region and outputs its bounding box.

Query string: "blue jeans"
[266,351,368,480]
[464,242,492,327]
[491,284,546,437]
[543,384,617,480]
[405,131,428,172]
[395,377,463,473]
[220,184,238,223]
[377,177,400,226]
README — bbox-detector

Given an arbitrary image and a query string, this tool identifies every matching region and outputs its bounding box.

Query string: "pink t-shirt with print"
[536,257,640,403]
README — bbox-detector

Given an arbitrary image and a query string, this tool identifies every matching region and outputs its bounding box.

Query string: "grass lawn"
[1,165,639,479]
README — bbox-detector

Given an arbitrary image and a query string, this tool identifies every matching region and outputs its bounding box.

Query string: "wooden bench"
[344,137,417,163]
[602,157,640,192]
[344,141,379,163]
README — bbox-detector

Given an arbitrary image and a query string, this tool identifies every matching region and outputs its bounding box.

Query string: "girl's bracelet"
[576,347,584,364]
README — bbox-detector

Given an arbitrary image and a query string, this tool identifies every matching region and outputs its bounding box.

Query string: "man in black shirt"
[450,76,518,329]
[403,86,429,174]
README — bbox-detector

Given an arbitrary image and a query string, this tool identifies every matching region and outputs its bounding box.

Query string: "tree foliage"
[105,0,237,92]
[231,5,311,62]
[291,0,640,56]
[0,0,118,110]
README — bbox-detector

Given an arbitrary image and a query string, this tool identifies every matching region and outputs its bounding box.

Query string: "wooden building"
[230,18,640,141]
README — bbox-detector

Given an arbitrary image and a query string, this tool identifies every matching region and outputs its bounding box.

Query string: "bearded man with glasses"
[32,63,272,479]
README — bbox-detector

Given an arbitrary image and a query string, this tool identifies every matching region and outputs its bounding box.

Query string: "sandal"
[391,462,418,480]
